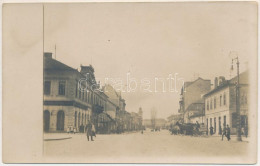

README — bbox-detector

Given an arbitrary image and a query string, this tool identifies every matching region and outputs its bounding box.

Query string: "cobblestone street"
[43,130,251,163]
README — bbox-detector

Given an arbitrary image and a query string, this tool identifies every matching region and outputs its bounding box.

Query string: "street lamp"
[231,56,242,141]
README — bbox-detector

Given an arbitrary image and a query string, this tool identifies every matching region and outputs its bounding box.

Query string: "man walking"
[226,124,231,141]
[222,124,226,141]
[86,122,94,141]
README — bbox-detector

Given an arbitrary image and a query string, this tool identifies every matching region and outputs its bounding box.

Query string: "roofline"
[185,77,211,88]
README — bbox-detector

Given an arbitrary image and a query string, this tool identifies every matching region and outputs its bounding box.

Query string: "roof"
[186,103,204,111]
[184,77,211,89]
[204,71,248,97]
[167,114,182,121]
[44,56,77,71]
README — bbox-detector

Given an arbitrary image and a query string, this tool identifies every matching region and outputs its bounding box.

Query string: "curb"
[44,137,72,141]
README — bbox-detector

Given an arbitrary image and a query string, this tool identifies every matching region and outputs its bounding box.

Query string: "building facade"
[204,72,249,135]
[179,77,211,123]
[44,52,109,133]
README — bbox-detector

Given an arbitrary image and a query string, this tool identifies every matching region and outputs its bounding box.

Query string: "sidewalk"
[209,134,250,142]
[44,133,73,141]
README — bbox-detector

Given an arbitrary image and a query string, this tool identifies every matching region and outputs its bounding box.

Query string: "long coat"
[86,123,93,135]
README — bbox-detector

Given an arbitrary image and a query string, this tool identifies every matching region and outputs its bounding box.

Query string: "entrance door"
[44,110,50,132]
[218,117,222,135]
[57,110,65,131]
[214,117,216,134]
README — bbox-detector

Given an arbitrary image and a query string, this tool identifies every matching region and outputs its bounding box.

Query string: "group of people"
[66,126,77,134]
[209,124,231,141]
[66,122,96,141]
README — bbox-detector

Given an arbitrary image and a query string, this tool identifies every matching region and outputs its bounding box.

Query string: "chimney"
[44,52,52,59]
[218,76,226,86]
[214,77,218,88]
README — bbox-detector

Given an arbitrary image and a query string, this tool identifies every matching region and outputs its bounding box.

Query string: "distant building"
[186,103,205,124]
[204,71,249,135]
[131,111,143,131]
[179,77,211,123]
[143,119,167,129]
[167,114,183,125]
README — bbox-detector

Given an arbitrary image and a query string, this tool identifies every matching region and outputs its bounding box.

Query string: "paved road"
[43,130,251,163]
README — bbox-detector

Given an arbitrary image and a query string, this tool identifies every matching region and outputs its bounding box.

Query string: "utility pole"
[231,56,242,141]
[55,44,57,59]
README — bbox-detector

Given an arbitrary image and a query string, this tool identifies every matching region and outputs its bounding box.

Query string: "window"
[220,95,222,106]
[207,100,209,110]
[82,91,85,101]
[58,81,66,95]
[210,99,212,110]
[75,83,78,97]
[44,81,51,95]
[224,93,226,105]
[214,97,216,109]
[79,89,81,99]
[223,115,226,127]
[85,88,88,102]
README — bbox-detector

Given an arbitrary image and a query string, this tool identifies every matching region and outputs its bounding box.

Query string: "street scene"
[42,2,256,164]
[44,130,249,159]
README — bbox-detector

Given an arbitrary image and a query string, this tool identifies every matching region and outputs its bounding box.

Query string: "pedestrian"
[221,124,226,141]
[196,121,200,132]
[92,123,96,137]
[67,126,70,134]
[86,122,93,141]
[226,124,231,141]
[210,126,214,135]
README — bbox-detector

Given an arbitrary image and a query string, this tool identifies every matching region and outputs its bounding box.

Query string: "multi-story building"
[43,52,109,133]
[179,77,211,123]
[204,71,249,135]
[103,84,128,133]
[130,112,143,131]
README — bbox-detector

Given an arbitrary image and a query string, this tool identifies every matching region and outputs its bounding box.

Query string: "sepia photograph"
[2,1,258,164]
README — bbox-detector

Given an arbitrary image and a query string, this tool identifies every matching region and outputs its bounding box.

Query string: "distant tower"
[138,107,143,126]
[138,107,143,117]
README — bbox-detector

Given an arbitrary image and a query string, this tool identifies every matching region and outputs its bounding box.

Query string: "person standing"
[86,122,93,141]
[222,124,226,141]
[210,126,214,135]
[226,124,231,141]
[67,126,70,134]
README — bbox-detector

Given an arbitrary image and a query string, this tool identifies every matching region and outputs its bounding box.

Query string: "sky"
[44,2,257,119]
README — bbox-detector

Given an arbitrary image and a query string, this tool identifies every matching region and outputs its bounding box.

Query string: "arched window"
[57,110,65,131]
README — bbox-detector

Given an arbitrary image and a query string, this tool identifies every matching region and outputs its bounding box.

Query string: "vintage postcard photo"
[2,1,258,164]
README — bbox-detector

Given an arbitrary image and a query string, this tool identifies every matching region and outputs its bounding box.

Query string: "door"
[44,110,50,132]
[214,117,216,134]
[57,110,65,131]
